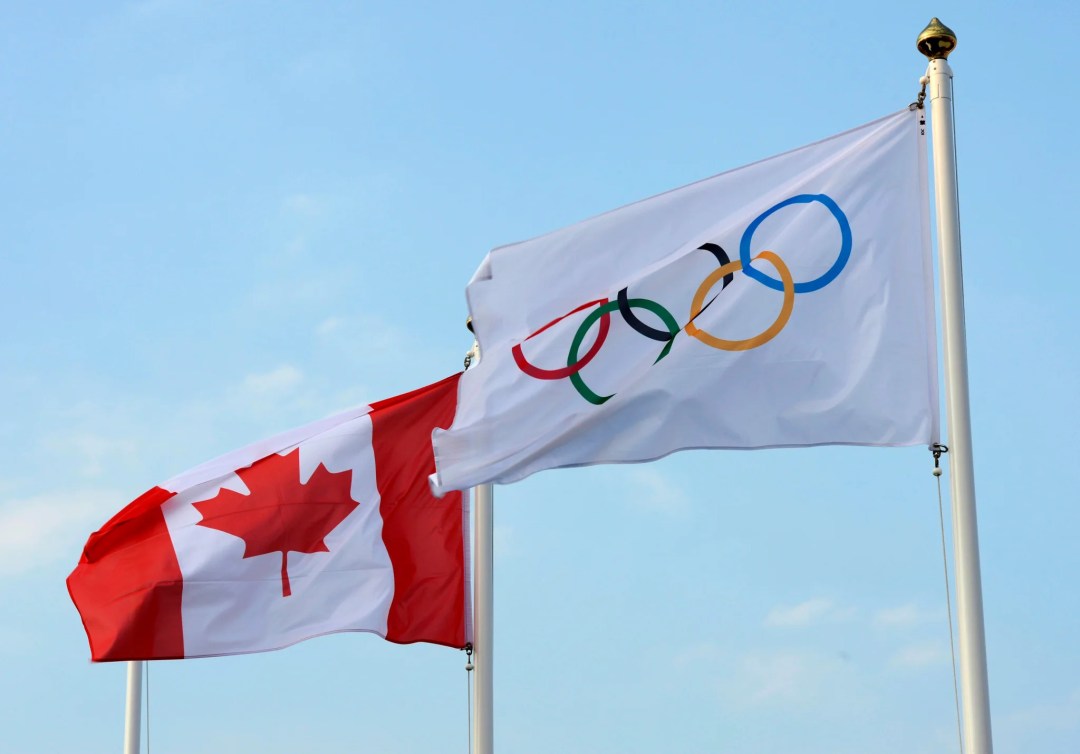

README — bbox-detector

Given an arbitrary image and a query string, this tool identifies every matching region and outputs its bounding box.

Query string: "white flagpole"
[464,321,494,754]
[123,661,143,754]
[918,19,994,754]
[473,481,495,754]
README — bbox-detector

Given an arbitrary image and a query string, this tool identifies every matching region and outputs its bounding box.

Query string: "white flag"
[432,109,938,494]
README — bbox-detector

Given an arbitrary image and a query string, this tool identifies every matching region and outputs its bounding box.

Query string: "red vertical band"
[66,486,185,661]
[370,373,466,648]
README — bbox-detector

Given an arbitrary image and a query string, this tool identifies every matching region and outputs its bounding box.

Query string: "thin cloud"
[624,467,688,515]
[282,47,360,90]
[765,597,855,628]
[493,524,515,559]
[1005,687,1080,733]
[229,365,332,426]
[313,313,410,362]
[316,316,343,337]
[715,649,865,711]
[130,0,205,16]
[889,642,947,669]
[744,652,812,703]
[244,274,347,312]
[241,364,304,396]
[673,641,724,668]
[0,490,122,577]
[44,431,139,479]
[282,193,326,218]
[873,603,938,629]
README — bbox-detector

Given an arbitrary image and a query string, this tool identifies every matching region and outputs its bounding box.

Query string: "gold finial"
[466,315,474,333]
[917,17,957,60]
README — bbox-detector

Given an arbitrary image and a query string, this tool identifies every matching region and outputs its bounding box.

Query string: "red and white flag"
[68,374,468,661]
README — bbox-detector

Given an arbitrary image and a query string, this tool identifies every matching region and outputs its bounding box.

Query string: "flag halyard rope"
[931,444,964,754]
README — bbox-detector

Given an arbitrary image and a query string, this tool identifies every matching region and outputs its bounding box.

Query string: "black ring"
[617,243,736,339]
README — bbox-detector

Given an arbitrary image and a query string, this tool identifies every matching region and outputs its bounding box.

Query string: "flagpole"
[473,481,495,754]
[123,661,142,754]
[464,319,494,754]
[918,19,994,754]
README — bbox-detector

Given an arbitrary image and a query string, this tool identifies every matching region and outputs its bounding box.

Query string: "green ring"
[568,298,680,405]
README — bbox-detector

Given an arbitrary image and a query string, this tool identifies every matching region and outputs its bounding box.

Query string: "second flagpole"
[473,482,494,754]
[465,320,495,754]
[918,18,995,754]
[123,660,142,754]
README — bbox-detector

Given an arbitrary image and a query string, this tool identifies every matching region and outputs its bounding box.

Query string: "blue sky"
[2,2,1078,752]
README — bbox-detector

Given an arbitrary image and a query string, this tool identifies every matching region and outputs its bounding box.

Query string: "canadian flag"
[67,374,469,661]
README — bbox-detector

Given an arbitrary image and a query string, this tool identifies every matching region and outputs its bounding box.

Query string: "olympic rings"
[512,298,612,380]
[568,298,681,405]
[684,251,795,351]
[508,193,851,405]
[739,194,851,293]
[618,242,734,342]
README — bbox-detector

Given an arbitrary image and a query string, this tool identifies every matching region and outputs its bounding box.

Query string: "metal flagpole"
[473,482,495,754]
[918,18,994,754]
[465,318,494,754]
[123,661,143,754]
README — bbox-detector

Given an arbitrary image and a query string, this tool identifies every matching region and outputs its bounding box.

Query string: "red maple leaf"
[193,449,359,597]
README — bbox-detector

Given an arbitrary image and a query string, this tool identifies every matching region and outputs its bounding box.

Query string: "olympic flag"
[431,108,938,494]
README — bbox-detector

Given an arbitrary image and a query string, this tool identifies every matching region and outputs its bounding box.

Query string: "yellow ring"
[684,251,796,351]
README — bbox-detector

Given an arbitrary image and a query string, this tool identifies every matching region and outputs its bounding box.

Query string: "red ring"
[512,299,611,380]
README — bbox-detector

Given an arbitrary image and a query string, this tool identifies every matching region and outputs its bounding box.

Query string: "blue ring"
[738,194,851,293]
